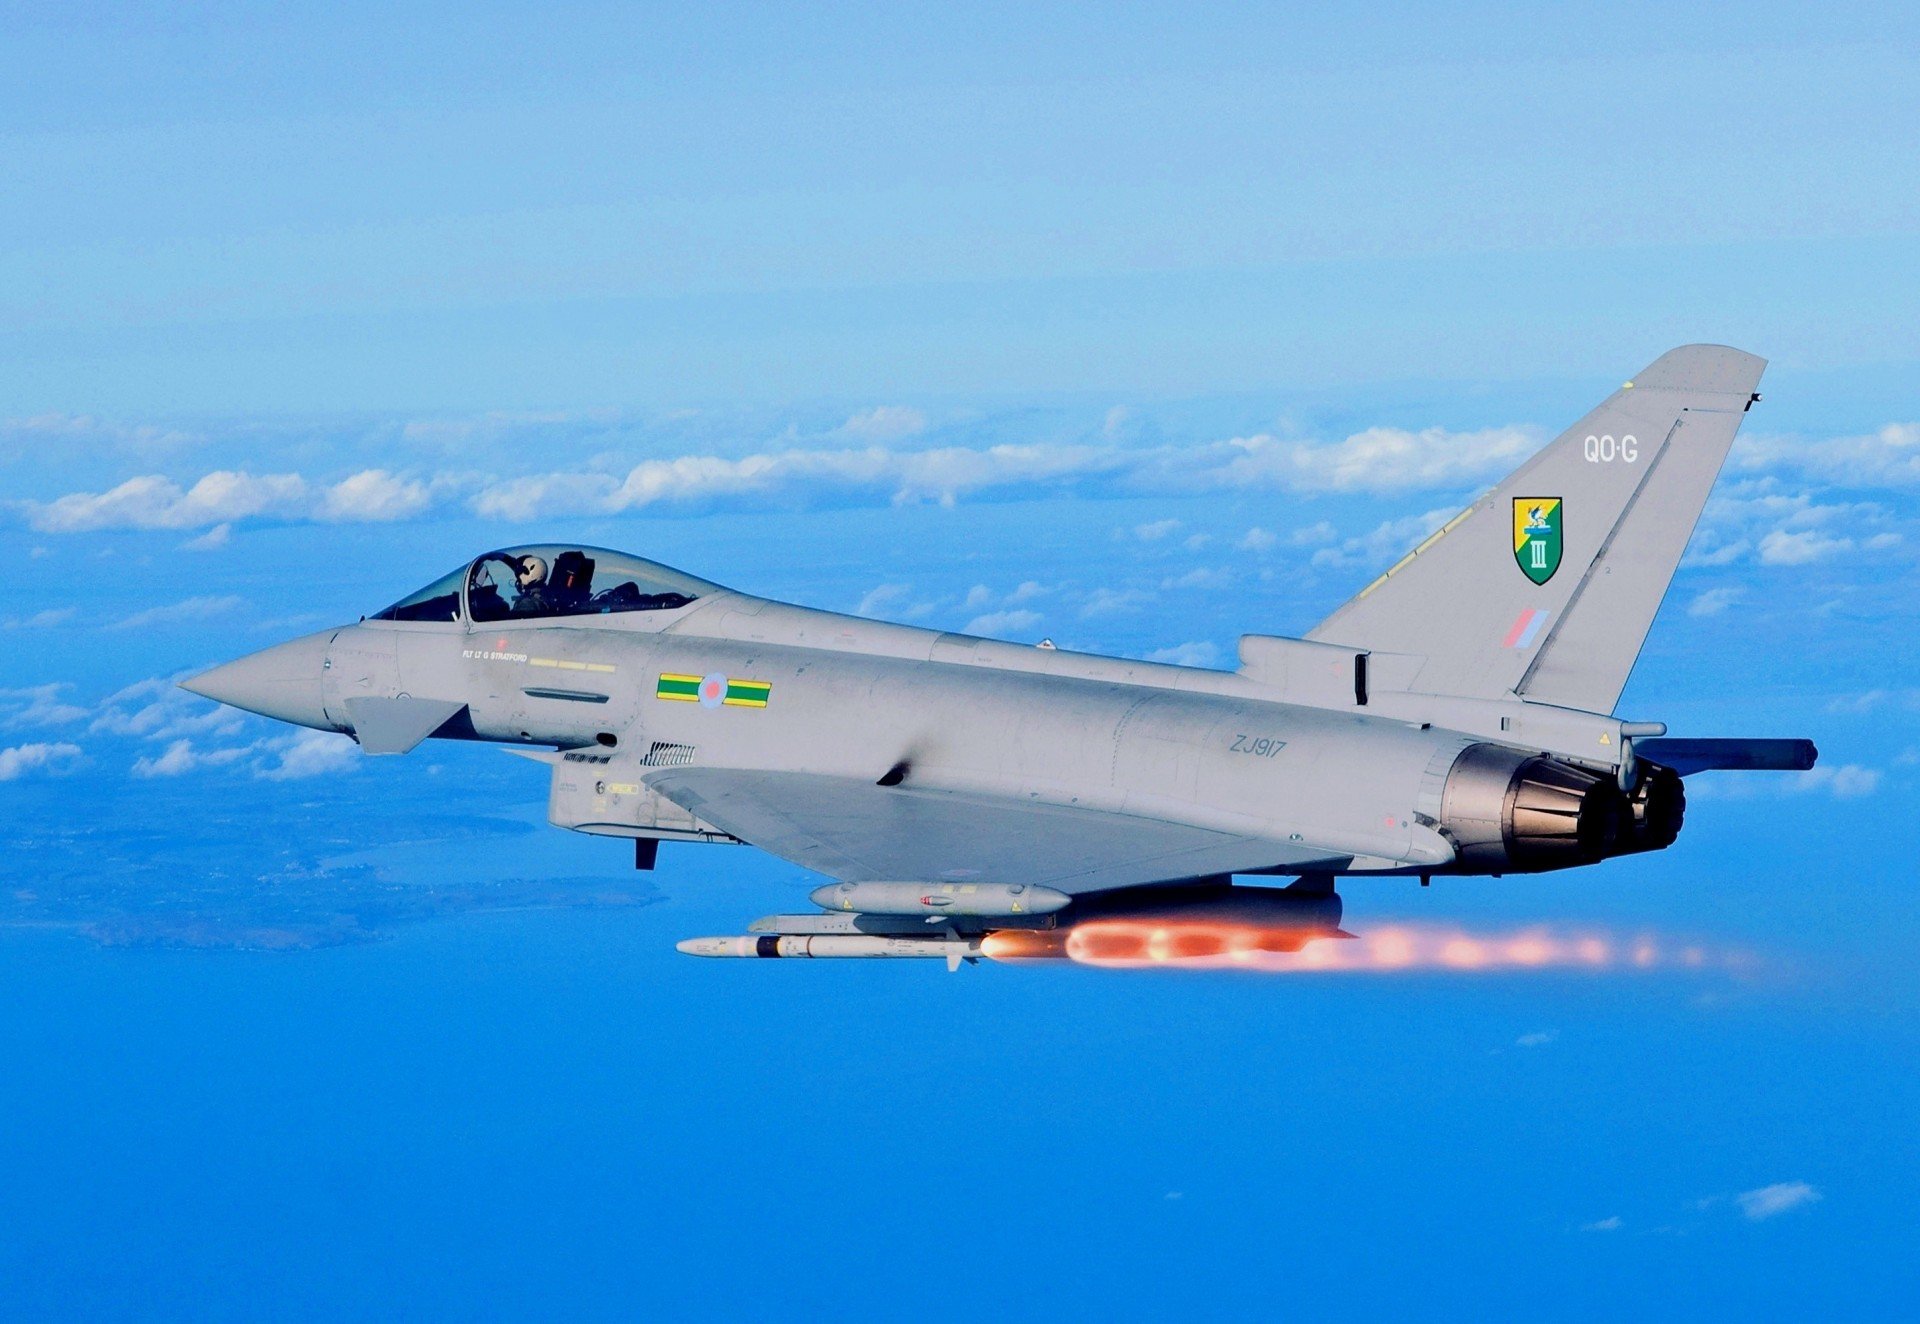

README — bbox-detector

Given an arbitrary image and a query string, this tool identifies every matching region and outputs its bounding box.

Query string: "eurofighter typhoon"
[184,346,1816,968]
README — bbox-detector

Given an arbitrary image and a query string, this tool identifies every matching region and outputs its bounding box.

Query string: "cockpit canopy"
[371,545,718,624]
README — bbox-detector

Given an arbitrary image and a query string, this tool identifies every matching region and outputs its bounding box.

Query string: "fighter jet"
[183,345,1816,968]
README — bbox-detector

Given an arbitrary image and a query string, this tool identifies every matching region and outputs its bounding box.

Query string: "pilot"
[512,555,552,614]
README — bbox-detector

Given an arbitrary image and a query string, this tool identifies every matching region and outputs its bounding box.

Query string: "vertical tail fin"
[1307,345,1765,712]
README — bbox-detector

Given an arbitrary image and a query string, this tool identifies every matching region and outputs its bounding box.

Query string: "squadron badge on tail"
[1513,498,1563,585]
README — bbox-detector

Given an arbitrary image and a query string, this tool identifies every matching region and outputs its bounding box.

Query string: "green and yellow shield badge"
[1513,498,1563,585]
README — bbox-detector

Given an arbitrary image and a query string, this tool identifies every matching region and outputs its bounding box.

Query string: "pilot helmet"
[515,555,548,589]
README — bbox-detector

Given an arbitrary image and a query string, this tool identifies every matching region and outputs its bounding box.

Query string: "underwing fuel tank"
[808,881,1071,917]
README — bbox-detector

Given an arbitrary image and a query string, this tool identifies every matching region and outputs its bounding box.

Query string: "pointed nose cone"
[180,629,336,731]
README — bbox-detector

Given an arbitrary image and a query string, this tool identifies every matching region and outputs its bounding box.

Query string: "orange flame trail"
[981,920,1746,974]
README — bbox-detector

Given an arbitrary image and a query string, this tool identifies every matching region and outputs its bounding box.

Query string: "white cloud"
[1135,518,1182,541]
[2,608,77,630]
[1685,537,1752,567]
[1080,587,1152,619]
[132,739,198,777]
[1161,567,1231,590]
[1736,1181,1820,1221]
[33,407,1920,541]
[1288,521,1338,547]
[318,469,432,522]
[619,452,845,507]
[856,583,912,616]
[3,675,296,772]
[1580,1216,1622,1232]
[1690,762,1882,803]
[470,442,1128,519]
[10,420,1555,536]
[0,741,82,780]
[92,675,248,742]
[963,609,1043,638]
[1687,587,1746,618]
[131,737,250,778]
[1736,422,1920,487]
[939,582,1053,627]
[1209,425,1540,495]
[1146,641,1220,668]
[184,522,231,550]
[109,595,246,631]
[840,406,926,441]
[1516,1030,1558,1048]
[19,467,439,532]
[1312,509,1455,570]
[122,728,358,780]
[470,470,621,521]
[1758,528,1851,565]
[1695,484,1901,570]
[0,412,198,450]
[397,409,579,447]
[0,684,91,728]
[22,470,308,532]
[257,729,360,780]
[1237,527,1278,552]
[1792,764,1880,798]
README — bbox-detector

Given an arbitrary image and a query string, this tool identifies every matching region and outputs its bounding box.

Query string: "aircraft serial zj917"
[185,345,1816,969]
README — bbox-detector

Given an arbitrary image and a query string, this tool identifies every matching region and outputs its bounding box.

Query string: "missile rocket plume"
[981,920,1748,974]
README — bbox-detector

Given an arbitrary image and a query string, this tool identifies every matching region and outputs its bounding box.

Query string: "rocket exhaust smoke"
[981,920,1748,974]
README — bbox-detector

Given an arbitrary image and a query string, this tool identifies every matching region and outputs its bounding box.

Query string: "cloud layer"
[13,422,1547,533]
[19,468,434,532]
[4,676,358,782]
[14,410,1919,561]
[1736,423,1920,488]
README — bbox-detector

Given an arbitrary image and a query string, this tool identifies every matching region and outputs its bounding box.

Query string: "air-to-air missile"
[676,882,1351,968]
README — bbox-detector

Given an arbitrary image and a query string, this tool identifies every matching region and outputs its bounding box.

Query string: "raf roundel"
[654,671,774,708]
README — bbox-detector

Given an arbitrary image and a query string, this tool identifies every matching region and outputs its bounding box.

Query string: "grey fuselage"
[188,346,1822,897]
[273,585,1648,880]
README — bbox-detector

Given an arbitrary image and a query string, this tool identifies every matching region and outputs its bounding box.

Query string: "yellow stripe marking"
[529,657,617,673]
[1353,506,1475,601]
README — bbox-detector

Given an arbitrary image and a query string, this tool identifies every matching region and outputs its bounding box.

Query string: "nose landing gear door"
[322,630,400,729]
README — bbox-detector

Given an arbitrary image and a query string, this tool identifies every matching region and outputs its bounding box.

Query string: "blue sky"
[4,5,1919,1319]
